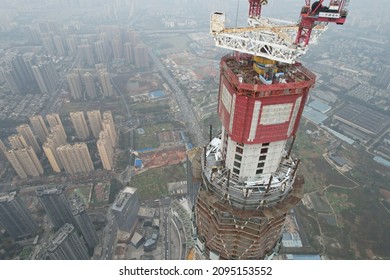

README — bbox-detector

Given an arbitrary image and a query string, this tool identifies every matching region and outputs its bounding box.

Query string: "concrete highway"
[101,212,117,260]
[163,207,170,260]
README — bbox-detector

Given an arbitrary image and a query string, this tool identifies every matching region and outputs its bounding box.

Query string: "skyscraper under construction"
[190,0,348,260]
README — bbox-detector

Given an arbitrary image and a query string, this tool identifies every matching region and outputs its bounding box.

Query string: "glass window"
[259,155,266,161]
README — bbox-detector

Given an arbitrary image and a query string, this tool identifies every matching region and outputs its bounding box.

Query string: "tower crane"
[211,0,350,64]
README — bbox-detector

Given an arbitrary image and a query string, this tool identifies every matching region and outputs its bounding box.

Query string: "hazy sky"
[0,0,388,32]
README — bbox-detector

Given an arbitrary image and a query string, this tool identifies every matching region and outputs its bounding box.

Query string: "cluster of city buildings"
[0,19,151,121]
[0,93,50,121]
[0,185,98,259]
[0,110,117,179]
[0,51,59,96]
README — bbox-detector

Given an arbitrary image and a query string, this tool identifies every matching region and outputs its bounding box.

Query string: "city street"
[149,51,206,147]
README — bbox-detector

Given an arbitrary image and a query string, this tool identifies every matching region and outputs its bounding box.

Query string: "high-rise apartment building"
[22,52,37,84]
[102,111,117,147]
[25,25,41,45]
[69,194,98,252]
[134,44,150,68]
[43,127,66,173]
[36,185,75,230]
[99,70,114,97]
[53,35,66,57]
[31,65,49,94]
[0,139,7,160]
[43,140,62,173]
[6,52,32,87]
[83,72,97,99]
[41,34,56,56]
[16,147,44,177]
[1,66,21,94]
[29,115,49,143]
[75,143,94,172]
[8,134,28,150]
[5,150,27,178]
[79,44,95,66]
[16,124,41,153]
[66,35,78,55]
[6,147,43,178]
[51,125,67,145]
[94,40,107,63]
[97,129,114,170]
[67,72,83,100]
[41,60,59,91]
[111,187,140,232]
[0,191,37,239]
[124,42,134,64]
[87,110,103,138]
[56,145,73,174]
[70,111,90,140]
[31,61,59,94]
[56,143,94,175]
[112,39,123,61]
[46,113,67,140]
[45,223,90,260]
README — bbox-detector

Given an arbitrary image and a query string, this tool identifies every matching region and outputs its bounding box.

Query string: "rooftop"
[35,185,65,196]
[334,103,389,135]
[0,191,16,203]
[303,107,328,125]
[221,54,316,97]
[308,99,331,113]
[111,187,138,211]
[47,223,74,249]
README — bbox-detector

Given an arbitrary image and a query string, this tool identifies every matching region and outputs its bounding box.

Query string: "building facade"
[29,115,49,143]
[83,72,97,99]
[45,223,89,260]
[6,147,43,178]
[16,124,41,153]
[111,187,140,232]
[191,54,315,260]
[70,194,98,252]
[0,191,37,239]
[67,72,83,100]
[102,111,117,147]
[46,113,67,140]
[70,111,90,140]
[87,110,103,138]
[97,129,114,170]
[36,185,76,230]
[56,143,94,175]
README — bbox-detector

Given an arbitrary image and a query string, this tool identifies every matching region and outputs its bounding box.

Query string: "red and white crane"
[211,0,350,64]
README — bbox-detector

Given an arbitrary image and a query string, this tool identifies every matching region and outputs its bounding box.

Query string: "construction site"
[187,0,350,260]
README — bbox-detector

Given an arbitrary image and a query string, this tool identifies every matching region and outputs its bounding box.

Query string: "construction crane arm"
[210,0,350,63]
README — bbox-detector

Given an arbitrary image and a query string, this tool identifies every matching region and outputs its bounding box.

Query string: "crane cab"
[301,0,348,25]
